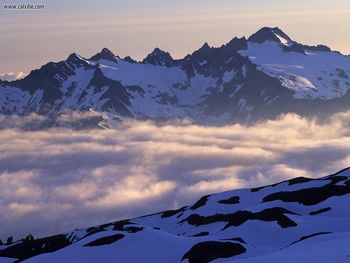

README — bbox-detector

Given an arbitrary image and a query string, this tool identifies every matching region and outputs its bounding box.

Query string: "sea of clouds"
[1,111,350,240]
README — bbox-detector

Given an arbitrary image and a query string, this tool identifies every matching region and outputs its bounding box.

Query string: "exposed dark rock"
[112,220,134,231]
[248,27,292,44]
[263,176,350,206]
[123,226,144,233]
[285,232,331,248]
[83,220,134,238]
[181,207,298,229]
[329,175,348,184]
[153,92,178,105]
[123,56,137,64]
[309,207,332,216]
[218,196,240,205]
[225,37,248,51]
[305,45,332,52]
[251,181,281,192]
[181,241,246,263]
[288,177,313,185]
[86,66,142,117]
[89,48,118,62]
[191,232,209,237]
[191,195,211,210]
[161,206,188,218]
[142,48,175,67]
[0,234,70,261]
[84,234,125,247]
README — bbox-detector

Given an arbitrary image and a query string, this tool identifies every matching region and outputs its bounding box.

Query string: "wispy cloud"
[0,72,26,81]
[1,111,350,240]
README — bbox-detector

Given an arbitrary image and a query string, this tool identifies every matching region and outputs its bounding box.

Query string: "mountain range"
[1,167,350,262]
[1,27,350,125]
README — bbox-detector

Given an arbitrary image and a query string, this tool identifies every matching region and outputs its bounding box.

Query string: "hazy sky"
[0,0,350,74]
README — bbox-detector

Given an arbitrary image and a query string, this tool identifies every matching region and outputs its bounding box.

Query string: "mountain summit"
[1,27,350,125]
[89,48,118,62]
[248,27,293,45]
[142,48,175,67]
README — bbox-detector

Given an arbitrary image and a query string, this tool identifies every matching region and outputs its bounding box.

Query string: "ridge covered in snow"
[1,167,350,262]
[1,27,350,124]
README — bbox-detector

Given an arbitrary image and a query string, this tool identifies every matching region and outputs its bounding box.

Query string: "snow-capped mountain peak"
[142,48,175,67]
[248,26,293,46]
[1,26,350,125]
[89,48,119,62]
[66,52,84,63]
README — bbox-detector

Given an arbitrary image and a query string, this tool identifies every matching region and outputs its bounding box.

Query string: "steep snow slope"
[1,167,350,262]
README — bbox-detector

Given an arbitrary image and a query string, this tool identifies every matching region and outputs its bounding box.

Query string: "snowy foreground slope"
[1,27,350,124]
[1,167,350,262]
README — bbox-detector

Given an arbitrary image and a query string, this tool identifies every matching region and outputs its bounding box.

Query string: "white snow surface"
[273,32,292,47]
[1,168,350,262]
[241,41,350,99]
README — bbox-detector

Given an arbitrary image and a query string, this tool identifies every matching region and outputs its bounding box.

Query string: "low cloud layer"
[0,72,26,81]
[1,111,350,240]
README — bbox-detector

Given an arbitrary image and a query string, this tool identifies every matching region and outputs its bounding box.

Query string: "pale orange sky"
[0,0,349,75]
